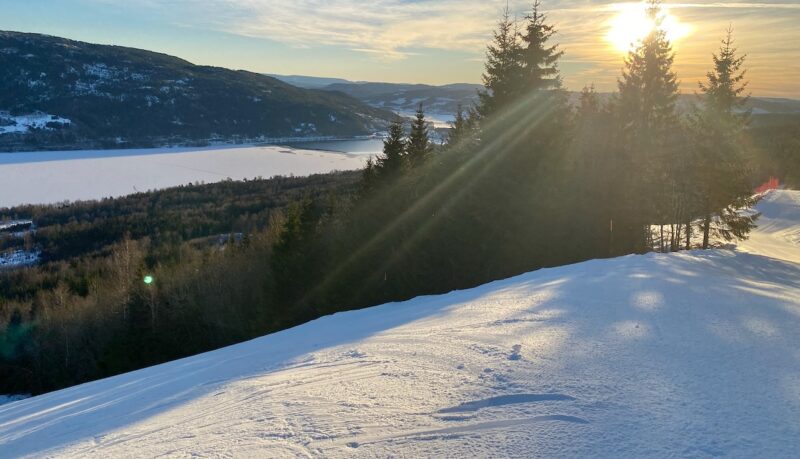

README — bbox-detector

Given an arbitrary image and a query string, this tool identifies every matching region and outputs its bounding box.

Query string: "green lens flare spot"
[143,275,154,285]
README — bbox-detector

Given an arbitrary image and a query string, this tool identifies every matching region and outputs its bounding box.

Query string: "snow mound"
[1,192,799,457]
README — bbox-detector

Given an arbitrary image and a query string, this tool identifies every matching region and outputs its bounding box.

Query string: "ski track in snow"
[0,190,799,457]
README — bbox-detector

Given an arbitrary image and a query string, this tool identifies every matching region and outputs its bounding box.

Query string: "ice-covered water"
[0,144,371,208]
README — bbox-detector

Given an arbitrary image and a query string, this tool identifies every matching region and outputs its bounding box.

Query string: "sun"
[606,2,692,53]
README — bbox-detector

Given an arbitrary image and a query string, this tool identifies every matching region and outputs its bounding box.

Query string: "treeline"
[749,115,800,187]
[0,173,358,394]
[0,172,359,261]
[274,0,762,315]
[0,0,791,395]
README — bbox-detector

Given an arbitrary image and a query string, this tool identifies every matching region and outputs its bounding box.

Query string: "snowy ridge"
[1,192,800,457]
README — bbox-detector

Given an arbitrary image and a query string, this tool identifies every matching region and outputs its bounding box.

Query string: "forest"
[1,0,799,395]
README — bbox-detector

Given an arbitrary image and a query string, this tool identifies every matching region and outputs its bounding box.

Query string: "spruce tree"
[406,104,433,167]
[700,27,749,118]
[375,120,407,179]
[578,84,600,117]
[691,27,756,248]
[520,0,563,93]
[617,0,679,136]
[477,5,523,118]
[614,0,681,252]
[447,104,467,147]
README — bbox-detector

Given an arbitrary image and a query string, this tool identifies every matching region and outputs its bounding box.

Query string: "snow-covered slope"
[739,190,800,264]
[2,191,800,458]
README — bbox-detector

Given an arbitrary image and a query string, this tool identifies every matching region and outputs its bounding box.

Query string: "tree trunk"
[608,218,614,257]
[685,220,691,250]
[702,215,711,249]
[670,224,676,252]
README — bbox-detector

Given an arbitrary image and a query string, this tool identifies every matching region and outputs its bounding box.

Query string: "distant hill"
[270,75,481,120]
[0,32,394,151]
[267,74,353,89]
[273,74,800,123]
[323,82,481,120]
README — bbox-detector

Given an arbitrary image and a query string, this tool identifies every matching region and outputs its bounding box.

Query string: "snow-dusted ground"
[1,191,799,457]
[0,112,71,135]
[0,145,369,208]
[0,250,40,269]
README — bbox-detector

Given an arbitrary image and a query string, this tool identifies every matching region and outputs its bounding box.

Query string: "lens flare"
[606,2,692,53]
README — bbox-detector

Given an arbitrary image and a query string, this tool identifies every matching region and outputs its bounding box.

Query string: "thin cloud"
[85,0,799,96]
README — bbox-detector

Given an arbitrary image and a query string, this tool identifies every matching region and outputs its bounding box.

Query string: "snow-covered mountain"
[1,190,799,457]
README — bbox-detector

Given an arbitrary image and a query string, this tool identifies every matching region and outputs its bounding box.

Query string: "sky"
[1,0,798,97]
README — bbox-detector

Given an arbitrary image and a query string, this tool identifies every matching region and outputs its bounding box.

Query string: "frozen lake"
[0,144,372,209]
[286,138,385,155]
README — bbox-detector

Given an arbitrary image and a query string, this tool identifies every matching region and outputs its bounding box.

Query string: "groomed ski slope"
[1,190,800,458]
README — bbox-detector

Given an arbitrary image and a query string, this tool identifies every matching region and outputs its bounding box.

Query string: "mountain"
[267,74,354,89]
[270,75,482,121]
[273,74,800,124]
[323,82,481,121]
[2,189,799,457]
[0,32,394,151]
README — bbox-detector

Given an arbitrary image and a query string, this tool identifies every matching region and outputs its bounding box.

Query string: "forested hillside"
[0,31,394,151]
[0,172,359,394]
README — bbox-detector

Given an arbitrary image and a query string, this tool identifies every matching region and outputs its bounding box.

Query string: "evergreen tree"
[374,121,407,180]
[447,104,468,147]
[477,5,523,118]
[271,198,325,314]
[691,27,756,248]
[613,0,682,252]
[520,0,563,93]
[361,156,379,193]
[700,27,749,118]
[617,0,679,135]
[577,84,600,116]
[406,104,433,167]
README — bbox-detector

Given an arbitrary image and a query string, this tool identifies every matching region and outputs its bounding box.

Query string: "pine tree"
[406,104,433,167]
[692,27,756,248]
[520,0,563,93]
[477,5,523,118]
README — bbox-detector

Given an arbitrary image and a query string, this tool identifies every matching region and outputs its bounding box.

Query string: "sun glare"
[606,2,692,53]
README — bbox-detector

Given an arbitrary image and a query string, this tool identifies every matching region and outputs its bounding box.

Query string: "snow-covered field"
[0,145,369,208]
[1,190,799,457]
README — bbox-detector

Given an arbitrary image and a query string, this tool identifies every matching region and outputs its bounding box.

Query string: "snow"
[0,250,39,269]
[1,191,799,457]
[0,112,71,135]
[0,395,28,407]
[0,145,369,208]
[0,220,33,232]
[738,190,800,263]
